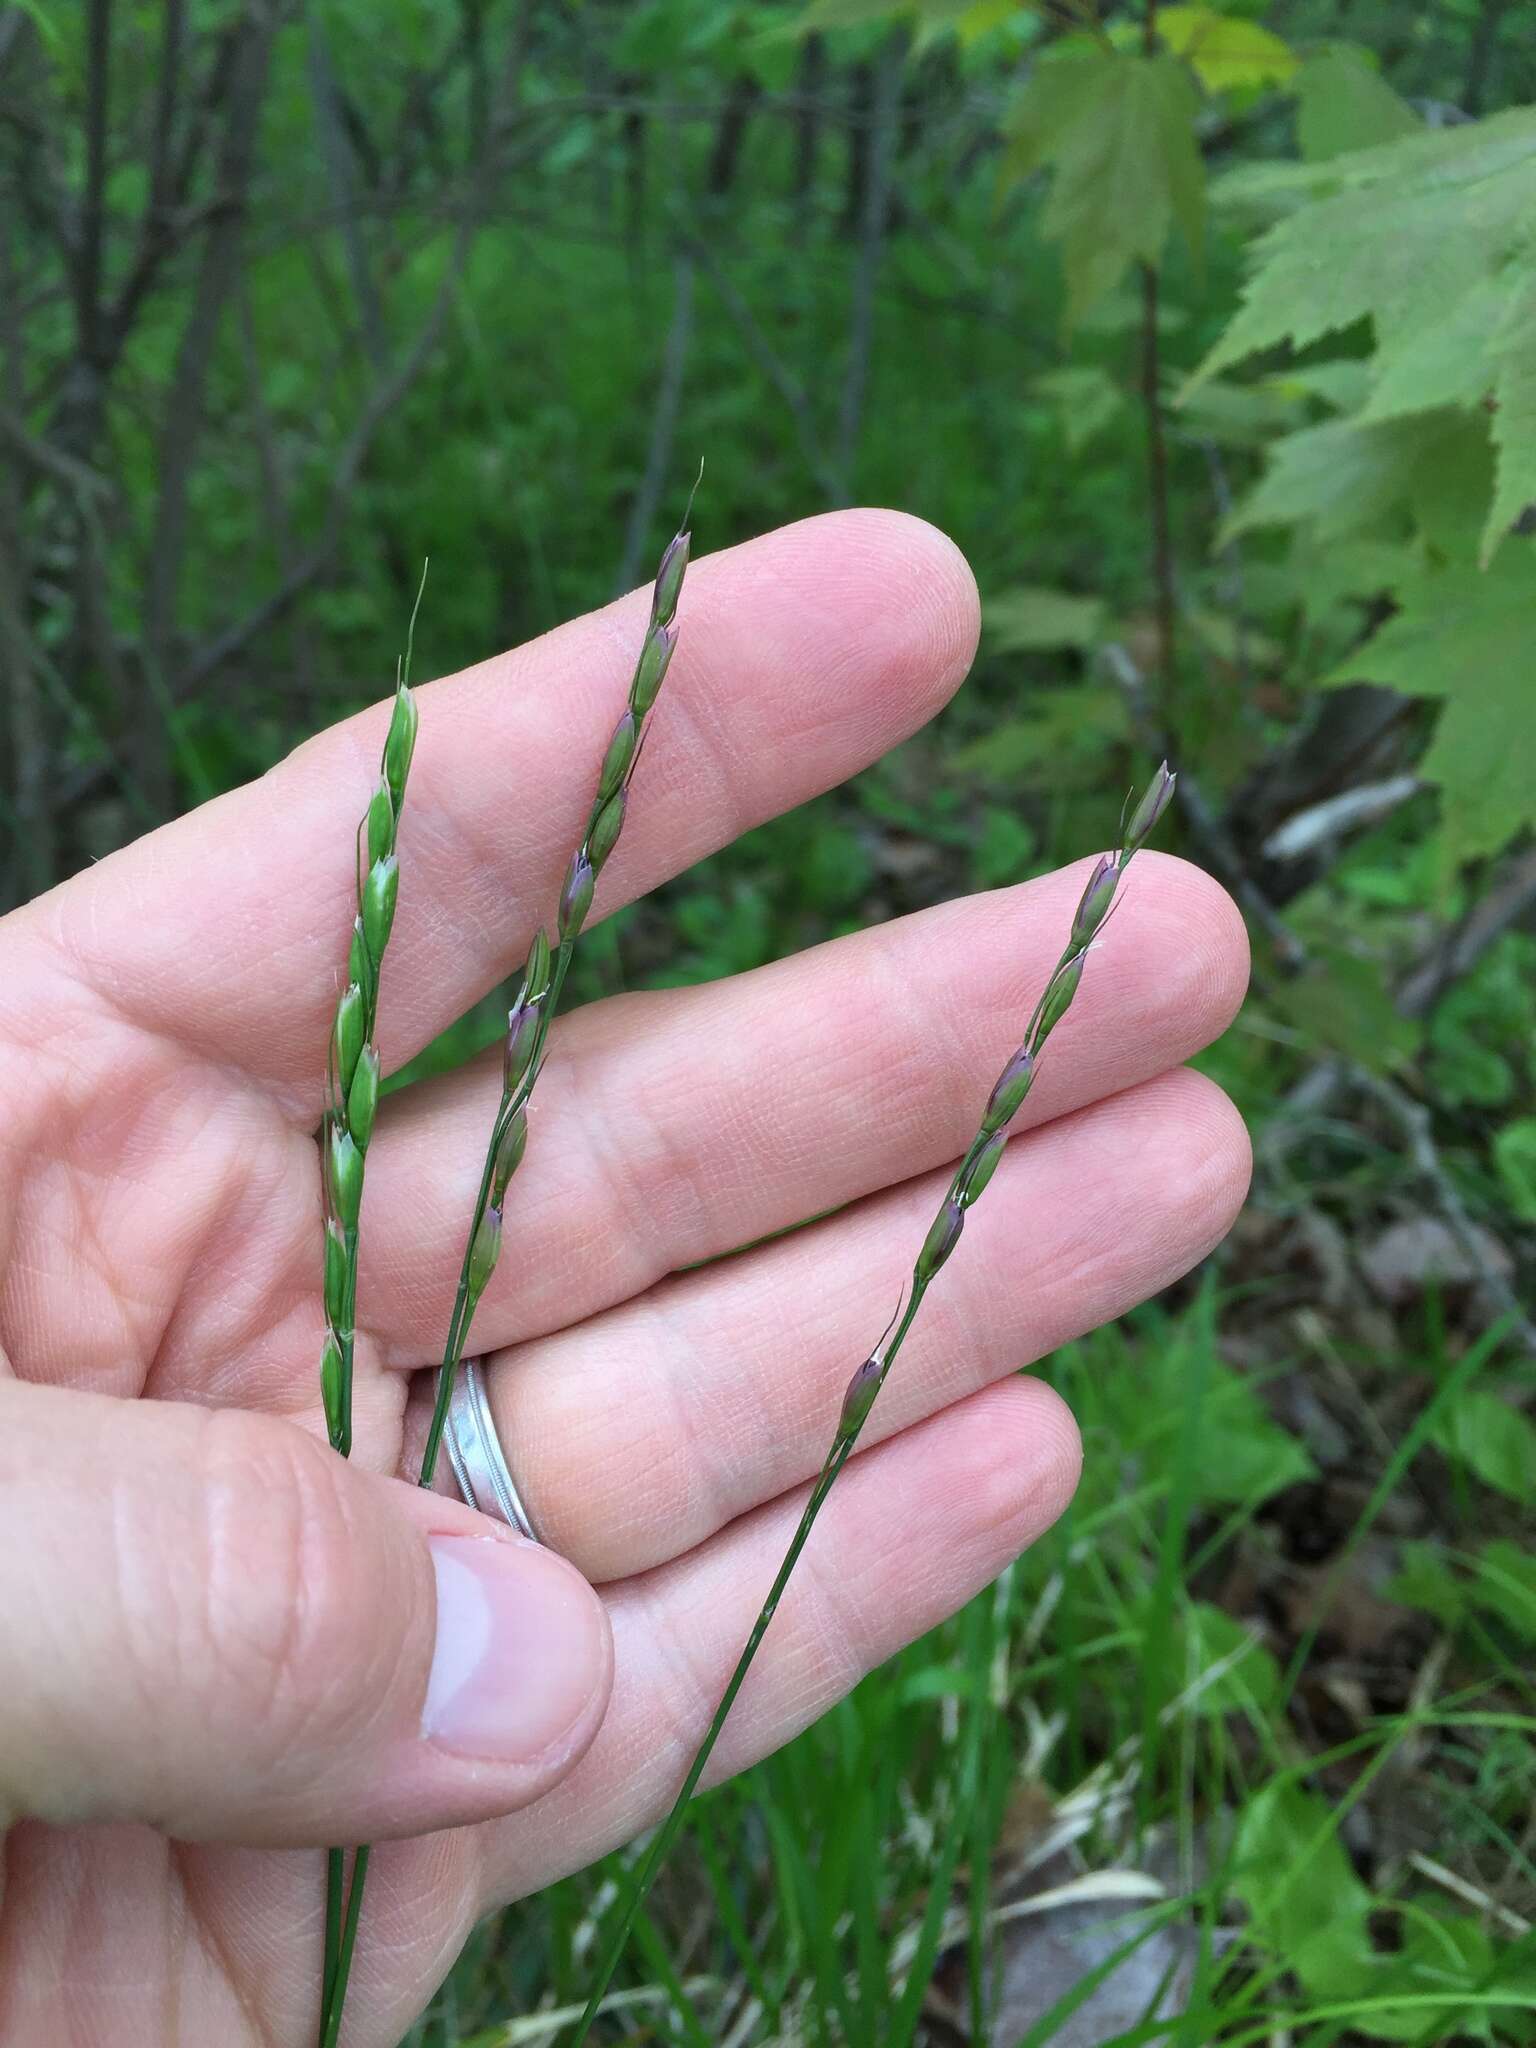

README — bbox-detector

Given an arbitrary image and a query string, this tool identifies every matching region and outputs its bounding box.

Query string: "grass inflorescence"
[417,515,690,1491]
[563,764,1178,2042]
[318,524,693,2048]
[316,572,425,2043]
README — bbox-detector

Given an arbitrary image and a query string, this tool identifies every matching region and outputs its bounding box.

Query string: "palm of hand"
[0,516,1248,2046]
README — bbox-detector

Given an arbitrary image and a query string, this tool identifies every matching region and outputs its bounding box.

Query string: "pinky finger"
[477,1372,1082,1907]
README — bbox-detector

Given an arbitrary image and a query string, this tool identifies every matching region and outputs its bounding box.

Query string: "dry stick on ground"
[566,766,1178,2045]
[318,518,694,2048]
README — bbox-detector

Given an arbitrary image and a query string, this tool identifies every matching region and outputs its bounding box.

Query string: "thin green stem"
[316,585,423,2047]
[318,1846,371,2048]
[321,940,580,2035]
[568,769,1176,2037]
[323,519,692,2046]
[321,1847,344,2020]
[418,937,575,1489]
[566,1282,929,2045]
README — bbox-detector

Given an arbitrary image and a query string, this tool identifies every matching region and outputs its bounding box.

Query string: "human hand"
[0,512,1249,2045]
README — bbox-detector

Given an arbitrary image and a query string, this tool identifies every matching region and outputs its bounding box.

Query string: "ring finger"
[405,1063,1250,1583]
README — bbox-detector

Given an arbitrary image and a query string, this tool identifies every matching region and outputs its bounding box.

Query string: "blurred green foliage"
[7,0,1536,2039]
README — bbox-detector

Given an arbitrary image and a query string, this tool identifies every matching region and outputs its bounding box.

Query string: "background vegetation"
[4,0,1535,2040]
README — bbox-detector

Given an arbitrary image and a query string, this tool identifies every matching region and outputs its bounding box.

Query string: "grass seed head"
[328,1124,364,1230]
[347,1044,381,1150]
[651,531,690,628]
[348,916,373,1002]
[491,1106,529,1205]
[383,684,418,814]
[1070,853,1118,947]
[323,1218,349,1328]
[365,778,395,870]
[630,621,678,718]
[1034,954,1085,1048]
[961,1130,1007,1206]
[521,927,553,1006]
[916,1196,966,1285]
[598,712,639,801]
[503,1000,540,1095]
[320,1335,344,1440]
[982,1046,1035,1135]
[837,1353,884,1442]
[588,788,627,873]
[559,850,596,939]
[333,982,366,1096]
[362,853,399,958]
[1123,760,1176,856]
[468,1203,503,1300]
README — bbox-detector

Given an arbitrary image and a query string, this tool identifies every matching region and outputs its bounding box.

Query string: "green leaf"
[1147,1603,1280,1716]
[1367,1914,1500,2044]
[1005,51,1203,327]
[1484,277,1536,565]
[1176,373,1309,450]
[1432,1391,1536,1503]
[1031,365,1125,453]
[1233,1783,1375,2000]
[1386,1541,1466,1628]
[799,0,905,24]
[1186,108,1536,398]
[1294,45,1417,164]
[1156,6,1298,94]
[1323,548,1536,865]
[948,684,1128,782]
[1221,410,1477,548]
[1264,946,1419,1070]
[974,804,1037,887]
[1473,1541,1536,1641]
[1360,271,1521,426]
[1098,1338,1314,1509]
[983,583,1106,651]
[1494,1117,1536,1224]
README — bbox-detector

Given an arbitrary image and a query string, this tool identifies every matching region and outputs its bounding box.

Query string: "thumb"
[0,1381,612,1846]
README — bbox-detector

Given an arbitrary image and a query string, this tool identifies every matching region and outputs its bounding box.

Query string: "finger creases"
[36,511,979,1103]
[0,1383,611,1847]
[374,849,1247,1365]
[404,1062,1251,1586]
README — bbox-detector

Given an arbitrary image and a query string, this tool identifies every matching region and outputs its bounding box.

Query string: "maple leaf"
[1004,49,1204,328]
[1323,548,1536,866]
[1187,111,1536,391]
[1293,44,1416,163]
[1156,5,1298,94]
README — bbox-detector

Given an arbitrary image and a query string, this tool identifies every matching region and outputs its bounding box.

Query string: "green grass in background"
[405,1290,1535,2047]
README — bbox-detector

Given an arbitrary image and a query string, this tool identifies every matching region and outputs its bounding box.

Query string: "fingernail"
[422,1536,601,1759]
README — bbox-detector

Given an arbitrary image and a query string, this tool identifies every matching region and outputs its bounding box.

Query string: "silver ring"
[441,1357,540,1542]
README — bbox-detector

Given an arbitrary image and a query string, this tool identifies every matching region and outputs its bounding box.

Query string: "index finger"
[27,511,978,1112]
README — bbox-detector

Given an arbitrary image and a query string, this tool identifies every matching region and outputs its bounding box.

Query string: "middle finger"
[365,851,1245,1365]
[403,1062,1251,1582]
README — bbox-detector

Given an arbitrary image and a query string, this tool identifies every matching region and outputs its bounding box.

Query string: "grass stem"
[566,764,1176,2042]
[320,519,693,2047]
